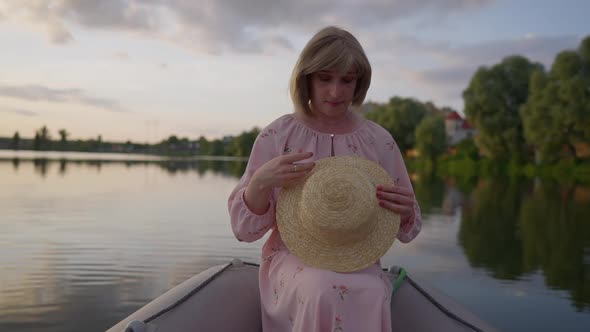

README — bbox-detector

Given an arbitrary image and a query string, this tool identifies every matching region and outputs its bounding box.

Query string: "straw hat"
[276,155,400,273]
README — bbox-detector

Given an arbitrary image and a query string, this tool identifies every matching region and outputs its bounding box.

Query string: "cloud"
[1,0,494,53]
[438,34,581,68]
[114,52,130,60]
[0,84,130,113]
[369,34,581,109]
[47,21,73,44]
[0,108,38,117]
[368,31,579,67]
[422,34,581,85]
[2,1,578,112]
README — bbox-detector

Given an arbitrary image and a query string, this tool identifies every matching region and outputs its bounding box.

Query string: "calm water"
[1,151,589,331]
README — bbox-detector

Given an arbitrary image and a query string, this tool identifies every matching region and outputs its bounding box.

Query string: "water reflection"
[1,158,248,179]
[12,158,19,171]
[411,170,479,216]
[413,173,446,215]
[0,158,259,332]
[33,159,50,178]
[5,159,590,309]
[59,159,67,176]
[518,182,590,311]
[456,177,590,311]
[459,178,531,280]
[0,244,240,332]
[1,157,589,331]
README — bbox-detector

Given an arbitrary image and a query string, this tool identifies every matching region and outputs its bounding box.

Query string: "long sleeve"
[228,126,279,243]
[379,133,422,243]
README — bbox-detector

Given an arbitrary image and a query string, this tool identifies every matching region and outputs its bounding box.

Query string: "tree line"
[367,35,589,166]
[2,35,588,165]
[2,126,261,158]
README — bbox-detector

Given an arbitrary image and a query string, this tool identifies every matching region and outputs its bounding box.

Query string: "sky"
[0,0,588,143]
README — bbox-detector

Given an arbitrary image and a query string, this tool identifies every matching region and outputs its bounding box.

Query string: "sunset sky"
[0,0,588,142]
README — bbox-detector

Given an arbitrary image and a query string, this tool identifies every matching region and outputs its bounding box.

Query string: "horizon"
[0,0,588,142]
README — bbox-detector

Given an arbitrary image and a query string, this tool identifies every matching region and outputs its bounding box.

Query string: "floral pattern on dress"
[283,146,304,154]
[333,314,343,332]
[260,129,278,139]
[386,141,396,150]
[248,224,269,236]
[293,266,304,278]
[279,273,285,288]
[297,294,305,305]
[262,246,281,262]
[332,284,349,300]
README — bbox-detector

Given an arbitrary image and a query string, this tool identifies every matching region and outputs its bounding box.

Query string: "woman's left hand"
[376,184,415,224]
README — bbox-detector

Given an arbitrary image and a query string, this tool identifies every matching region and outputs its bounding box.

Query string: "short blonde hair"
[289,26,372,116]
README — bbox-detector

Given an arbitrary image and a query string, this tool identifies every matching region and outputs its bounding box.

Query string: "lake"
[1,151,589,331]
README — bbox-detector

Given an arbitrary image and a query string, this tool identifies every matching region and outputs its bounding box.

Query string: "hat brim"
[276,156,400,273]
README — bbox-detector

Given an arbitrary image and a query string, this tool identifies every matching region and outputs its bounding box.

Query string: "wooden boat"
[107,259,498,331]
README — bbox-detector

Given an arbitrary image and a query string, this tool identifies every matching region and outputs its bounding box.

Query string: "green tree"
[11,131,20,150]
[366,97,429,152]
[97,135,102,151]
[40,126,50,141]
[198,136,210,156]
[415,115,447,162]
[167,135,179,146]
[208,139,224,156]
[58,129,69,150]
[520,36,590,163]
[179,137,189,150]
[33,133,41,150]
[33,126,51,150]
[463,56,543,160]
[454,138,480,160]
[161,135,180,153]
[231,127,260,157]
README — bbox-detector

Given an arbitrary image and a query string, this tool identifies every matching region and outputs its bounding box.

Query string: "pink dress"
[228,114,421,331]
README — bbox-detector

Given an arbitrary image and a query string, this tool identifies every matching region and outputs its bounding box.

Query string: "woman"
[228,26,421,331]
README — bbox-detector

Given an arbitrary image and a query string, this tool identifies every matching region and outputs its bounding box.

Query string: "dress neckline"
[288,113,368,137]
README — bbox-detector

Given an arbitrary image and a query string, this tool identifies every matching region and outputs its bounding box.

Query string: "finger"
[377,184,413,197]
[281,161,315,174]
[281,152,314,163]
[376,191,414,206]
[292,162,315,172]
[378,200,412,215]
[281,171,312,186]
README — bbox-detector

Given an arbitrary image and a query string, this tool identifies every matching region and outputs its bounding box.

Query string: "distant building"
[189,141,200,152]
[222,135,234,145]
[445,111,476,146]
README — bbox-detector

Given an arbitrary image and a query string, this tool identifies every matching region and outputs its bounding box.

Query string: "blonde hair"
[289,26,372,116]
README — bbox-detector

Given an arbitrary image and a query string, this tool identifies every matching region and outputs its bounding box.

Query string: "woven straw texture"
[276,156,400,272]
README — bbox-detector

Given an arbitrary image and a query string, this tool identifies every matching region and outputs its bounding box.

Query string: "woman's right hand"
[251,151,315,192]
[245,152,315,214]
